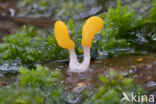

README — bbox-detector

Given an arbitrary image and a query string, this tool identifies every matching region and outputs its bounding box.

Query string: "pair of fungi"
[54,16,104,72]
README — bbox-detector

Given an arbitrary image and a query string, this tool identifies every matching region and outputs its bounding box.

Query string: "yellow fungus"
[136,58,143,62]
[81,16,104,47]
[54,20,75,49]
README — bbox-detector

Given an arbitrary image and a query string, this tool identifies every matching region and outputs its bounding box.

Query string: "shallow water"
[44,53,156,94]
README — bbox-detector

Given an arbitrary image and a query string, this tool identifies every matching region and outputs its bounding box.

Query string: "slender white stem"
[81,46,90,70]
[68,49,79,70]
[68,46,91,72]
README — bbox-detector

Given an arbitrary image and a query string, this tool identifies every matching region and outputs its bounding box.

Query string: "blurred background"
[0,0,154,37]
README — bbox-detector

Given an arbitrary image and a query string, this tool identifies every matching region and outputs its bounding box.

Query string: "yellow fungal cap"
[81,16,104,47]
[54,20,75,49]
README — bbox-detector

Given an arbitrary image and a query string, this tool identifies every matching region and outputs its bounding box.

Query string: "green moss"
[98,1,140,56]
[0,86,44,104]
[145,2,156,24]
[97,0,156,57]
[68,0,156,58]
[0,65,71,104]
[0,65,145,104]
[82,69,145,104]
[0,26,68,65]
[0,67,145,104]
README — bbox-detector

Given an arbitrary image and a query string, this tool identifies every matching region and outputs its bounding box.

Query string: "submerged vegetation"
[0,66,144,104]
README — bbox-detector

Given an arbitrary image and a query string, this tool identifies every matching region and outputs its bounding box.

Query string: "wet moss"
[0,66,145,104]
[81,69,145,104]
[0,65,71,104]
[0,26,68,65]
[98,0,156,57]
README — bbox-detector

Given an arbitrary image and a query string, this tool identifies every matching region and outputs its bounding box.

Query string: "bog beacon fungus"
[54,16,104,72]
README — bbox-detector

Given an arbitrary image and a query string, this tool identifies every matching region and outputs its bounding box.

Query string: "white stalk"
[81,46,90,70]
[68,46,90,72]
[69,49,79,70]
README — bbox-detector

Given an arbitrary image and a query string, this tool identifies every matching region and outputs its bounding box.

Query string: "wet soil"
[2,54,155,92]
[0,17,21,42]
[59,54,156,93]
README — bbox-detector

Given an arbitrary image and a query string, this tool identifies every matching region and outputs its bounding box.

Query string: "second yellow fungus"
[81,16,104,47]
[54,20,75,49]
